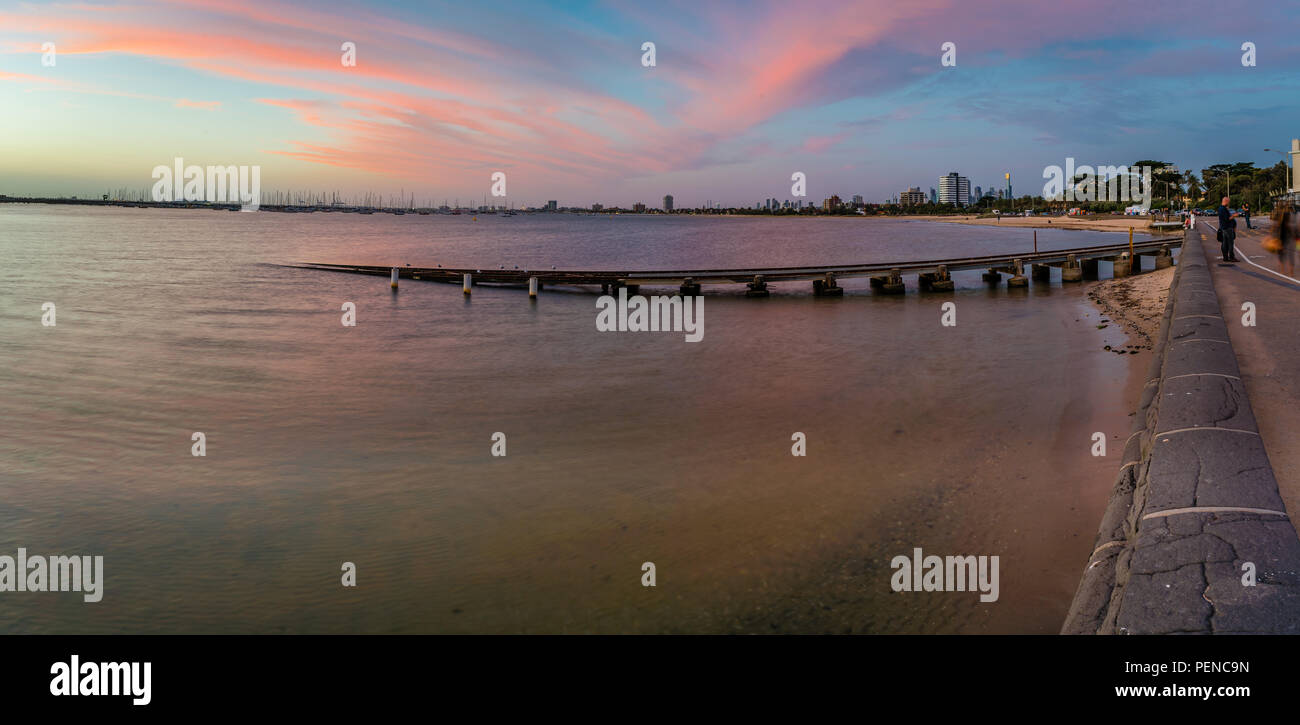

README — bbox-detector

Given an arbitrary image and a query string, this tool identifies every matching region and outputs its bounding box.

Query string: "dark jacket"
[1218,205,1234,230]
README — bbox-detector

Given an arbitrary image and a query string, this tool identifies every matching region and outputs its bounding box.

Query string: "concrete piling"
[1061,254,1082,282]
[930,264,954,292]
[1007,259,1028,288]
[1031,263,1051,282]
[1113,252,1132,278]
[982,269,1001,284]
[814,272,843,296]
[529,276,538,298]
[1155,244,1173,269]
[881,267,905,294]
[463,273,472,294]
[745,274,769,298]
[390,267,399,289]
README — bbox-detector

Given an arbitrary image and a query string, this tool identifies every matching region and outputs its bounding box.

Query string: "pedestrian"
[1280,207,1296,277]
[1243,202,1252,229]
[1217,196,1238,263]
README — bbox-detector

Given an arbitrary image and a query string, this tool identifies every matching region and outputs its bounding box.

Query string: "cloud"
[175,98,220,109]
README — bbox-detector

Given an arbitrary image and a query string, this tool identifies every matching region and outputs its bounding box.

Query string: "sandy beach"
[1086,266,1175,354]
[895,214,1162,234]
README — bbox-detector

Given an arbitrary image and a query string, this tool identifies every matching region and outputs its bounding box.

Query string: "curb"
[1062,228,1300,634]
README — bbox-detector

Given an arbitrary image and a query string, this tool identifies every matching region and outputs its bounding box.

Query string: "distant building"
[974,186,982,202]
[546,200,558,211]
[662,194,674,212]
[938,172,969,206]
[852,194,864,206]
[592,203,603,212]
[929,187,937,203]
[1291,139,1300,193]
[899,187,926,206]
[823,195,842,211]
[633,202,646,213]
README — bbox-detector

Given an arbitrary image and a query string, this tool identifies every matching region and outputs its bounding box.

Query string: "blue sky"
[2,0,1299,205]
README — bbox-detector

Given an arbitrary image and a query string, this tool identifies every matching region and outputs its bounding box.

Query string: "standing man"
[1218,196,1238,263]
[1243,202,1252,229]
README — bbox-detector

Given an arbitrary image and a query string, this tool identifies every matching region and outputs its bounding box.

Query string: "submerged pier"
[289,235,1182,295]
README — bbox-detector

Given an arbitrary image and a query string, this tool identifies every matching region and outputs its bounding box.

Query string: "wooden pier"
[288,235,1182,295]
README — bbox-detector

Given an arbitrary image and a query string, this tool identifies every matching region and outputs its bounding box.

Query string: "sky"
[2,0,1300,207]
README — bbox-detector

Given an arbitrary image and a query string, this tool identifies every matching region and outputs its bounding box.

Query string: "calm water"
[0,206,1146,633]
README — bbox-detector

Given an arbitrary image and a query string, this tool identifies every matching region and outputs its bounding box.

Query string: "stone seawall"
[1062,228,1300,634]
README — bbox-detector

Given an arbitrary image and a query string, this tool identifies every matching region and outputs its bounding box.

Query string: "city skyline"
[3,1,1300,205]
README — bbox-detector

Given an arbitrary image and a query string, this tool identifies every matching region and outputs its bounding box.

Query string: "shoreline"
[1085,267,1176,354]
[895,214,1160,234]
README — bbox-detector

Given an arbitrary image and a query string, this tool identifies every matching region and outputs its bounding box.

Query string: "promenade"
[1063,224,1300,634]
[1208,220,1300,518]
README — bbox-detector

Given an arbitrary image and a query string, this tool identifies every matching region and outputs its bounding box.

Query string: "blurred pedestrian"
[1279,207,1296,276]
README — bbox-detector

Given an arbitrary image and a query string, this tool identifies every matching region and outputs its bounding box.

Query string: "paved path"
[1201,217,1300,519]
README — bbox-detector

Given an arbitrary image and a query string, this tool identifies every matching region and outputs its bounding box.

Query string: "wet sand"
[1086,266,1175,354]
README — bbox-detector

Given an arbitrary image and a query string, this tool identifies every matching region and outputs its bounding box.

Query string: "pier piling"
[1007,259,1028,288]
[745,275,769,298]
[1031,263,1051,282]
[529,276,538,298]
[814,272,843,296]
[390,267,399,289]
[463,273,472,295]
[1112,252,1132,278]
[930,265,954,292]
[1061,254,1083,282]
[1155,244,1173,269]
[881,268,905,294]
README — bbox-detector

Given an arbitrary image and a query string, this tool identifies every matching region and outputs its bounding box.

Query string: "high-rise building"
[974,186,982,202]
[938,172,970,206]
[662,194,674,212]
[899,187,926,206]
[852,194,864,206]
[546,200,558,211]
[823,195,842,211]
[929,187,937,203]
[633,202,646,213]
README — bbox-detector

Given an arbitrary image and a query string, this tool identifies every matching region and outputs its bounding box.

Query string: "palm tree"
[1183,171,1202,209]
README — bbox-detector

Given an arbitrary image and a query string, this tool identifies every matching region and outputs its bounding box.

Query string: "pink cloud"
[175,98,220,109]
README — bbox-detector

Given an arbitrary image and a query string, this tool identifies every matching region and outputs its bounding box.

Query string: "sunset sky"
[3,0,1299,206]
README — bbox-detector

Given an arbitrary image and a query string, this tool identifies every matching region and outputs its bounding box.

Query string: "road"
[1199,215,1300,519]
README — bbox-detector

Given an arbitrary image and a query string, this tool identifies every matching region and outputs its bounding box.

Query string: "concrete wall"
[1063,229,1300,634]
